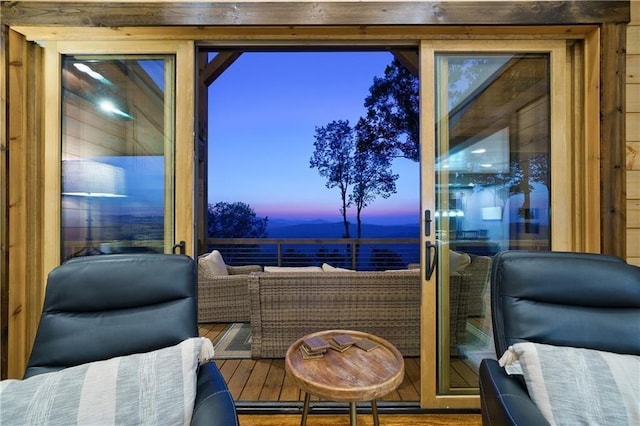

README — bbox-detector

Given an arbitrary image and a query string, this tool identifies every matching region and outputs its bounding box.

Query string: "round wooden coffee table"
[285,329,405,426]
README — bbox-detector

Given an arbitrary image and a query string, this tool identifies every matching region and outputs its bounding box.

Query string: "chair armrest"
[226,264,262,275]
[479,359,549,426]
[191,362,238,426]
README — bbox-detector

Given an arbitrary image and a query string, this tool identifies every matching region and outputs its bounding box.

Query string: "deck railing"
[203,237,421,271]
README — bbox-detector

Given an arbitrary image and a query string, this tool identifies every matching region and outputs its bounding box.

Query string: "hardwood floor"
[198,323,483,424]
[237,413,482,425]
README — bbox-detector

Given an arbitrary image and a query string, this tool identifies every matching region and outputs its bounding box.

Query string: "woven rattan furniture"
[197,262,262,323]
[462,255,492,317]
[248,270,468,358]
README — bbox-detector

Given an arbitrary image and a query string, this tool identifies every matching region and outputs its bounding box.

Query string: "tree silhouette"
[310,120,399,238]
[358,58,420,162]
[350,132,398,238]
[309,120,354,238]
[207,201,268,238]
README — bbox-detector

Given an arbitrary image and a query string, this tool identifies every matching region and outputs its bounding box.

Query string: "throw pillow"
[263,266,323,272]
[321,263,352,272]
[499,342,640,426]
[449,250,471,272]
[0,337,214,426]
[200,250,228,277]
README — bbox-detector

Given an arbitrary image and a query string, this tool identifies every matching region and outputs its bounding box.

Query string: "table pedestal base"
[300,393,380,426]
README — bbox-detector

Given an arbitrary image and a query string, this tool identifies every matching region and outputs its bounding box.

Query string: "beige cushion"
[321,263,352,272]
[0,337,212,426]
[200,250,228,277]
[449,250,471,272]
[264,266,323,273]
[499,342,640,425]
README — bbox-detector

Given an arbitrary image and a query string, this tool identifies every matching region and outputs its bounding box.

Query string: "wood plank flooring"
[198,323,480,403]
[237,413,482,425]
[199,323,483,424]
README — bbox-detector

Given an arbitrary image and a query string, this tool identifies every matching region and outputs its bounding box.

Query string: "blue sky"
[208,51,420,225]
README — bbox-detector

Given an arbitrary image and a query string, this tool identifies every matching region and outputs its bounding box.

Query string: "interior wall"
[627,1,640,266]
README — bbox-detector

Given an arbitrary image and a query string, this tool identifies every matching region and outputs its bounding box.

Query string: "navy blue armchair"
[25,254,238,426]
[479,250,640,425]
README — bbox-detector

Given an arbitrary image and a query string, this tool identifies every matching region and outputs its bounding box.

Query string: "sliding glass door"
[420,40,576,407]
[43,41,195,273]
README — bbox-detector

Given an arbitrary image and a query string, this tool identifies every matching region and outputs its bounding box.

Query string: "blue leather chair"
[25,254,238,426]
[479,250,640,425]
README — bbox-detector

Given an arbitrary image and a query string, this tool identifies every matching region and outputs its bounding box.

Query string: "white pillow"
[449,250,471,272]
[0,337,214,426]
[500,342,640,426]
[263,266,323,272]
[201,250,228,277]
[321,263,352,272]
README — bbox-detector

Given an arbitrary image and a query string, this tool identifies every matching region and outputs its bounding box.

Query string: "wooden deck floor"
[198,323,480,404]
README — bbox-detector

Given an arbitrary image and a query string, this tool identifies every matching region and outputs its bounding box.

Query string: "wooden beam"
[600,23,627,257]
[1,2,630,27]
[391,50,419,76]
[201,51,242,86]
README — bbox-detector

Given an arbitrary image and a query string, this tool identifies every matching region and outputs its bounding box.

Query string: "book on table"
[354,339,379,352]
[301,336,330,358]
[330,334,356,352]
[300,344,325,359]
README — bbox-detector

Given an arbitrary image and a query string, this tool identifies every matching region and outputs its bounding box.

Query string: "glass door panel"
[434,53,551,394]
[60,55,176,260]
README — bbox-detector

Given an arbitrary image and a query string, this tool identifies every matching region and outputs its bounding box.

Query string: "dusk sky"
[208,51,420,225]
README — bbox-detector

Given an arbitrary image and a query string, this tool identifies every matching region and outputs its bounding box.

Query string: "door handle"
[172,240,185,255]
[424,209,432,237]
[425,241,437,280]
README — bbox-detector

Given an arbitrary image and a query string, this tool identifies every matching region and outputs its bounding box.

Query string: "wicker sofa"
[461,255,492,317]
[248,269,472,358]
[248,270,421,358]
[197,260,262,323]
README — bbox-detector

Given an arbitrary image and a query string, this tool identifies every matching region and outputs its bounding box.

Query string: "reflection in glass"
[61,56,174,260]
[435,53,551,394]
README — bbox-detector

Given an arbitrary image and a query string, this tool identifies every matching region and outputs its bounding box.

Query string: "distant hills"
[266,219,419,239]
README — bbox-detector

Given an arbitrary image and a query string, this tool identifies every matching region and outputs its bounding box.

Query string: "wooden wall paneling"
[628,113,640,142]
[627,229,640,264]
[0,1,630,27]
[600,23,627,257]
[627,1,639,266]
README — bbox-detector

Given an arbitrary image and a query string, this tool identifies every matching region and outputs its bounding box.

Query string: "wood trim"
[1,1,630,27]
[600,23,627,257]
[418,39,437,409]
[175,41,196,257]
[0,24,8,380]
[549,42,571,251]
[11,25,600,43]
[7,29,45,379]
[42,42,62,307]
[583,28,601,252]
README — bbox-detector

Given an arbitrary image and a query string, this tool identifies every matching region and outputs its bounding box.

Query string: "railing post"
[351,241,357,270]
[277,243,282,266]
